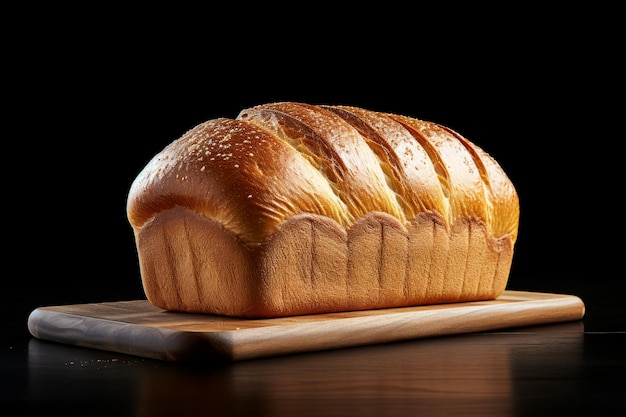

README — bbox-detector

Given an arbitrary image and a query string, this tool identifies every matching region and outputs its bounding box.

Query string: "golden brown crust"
[127,117,349,245]
[321,105,448,220]
[127,102,519,317]
[237,102,406,222]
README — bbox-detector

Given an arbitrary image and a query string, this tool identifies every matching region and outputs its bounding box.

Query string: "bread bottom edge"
[135,208,515,318]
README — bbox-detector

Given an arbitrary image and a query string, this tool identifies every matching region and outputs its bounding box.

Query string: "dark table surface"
[3,278,624,417]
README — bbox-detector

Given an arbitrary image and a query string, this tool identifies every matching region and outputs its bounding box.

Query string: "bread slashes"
[127,102,519,318]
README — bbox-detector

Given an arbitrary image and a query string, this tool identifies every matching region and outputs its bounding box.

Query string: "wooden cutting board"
[28,290,584,362]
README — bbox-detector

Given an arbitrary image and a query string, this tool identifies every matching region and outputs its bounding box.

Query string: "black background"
[5,6,623,329]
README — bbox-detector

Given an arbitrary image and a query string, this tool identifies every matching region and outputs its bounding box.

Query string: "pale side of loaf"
[126,102,519,318]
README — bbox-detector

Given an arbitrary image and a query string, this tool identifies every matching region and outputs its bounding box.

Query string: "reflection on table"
[27,321,585,416]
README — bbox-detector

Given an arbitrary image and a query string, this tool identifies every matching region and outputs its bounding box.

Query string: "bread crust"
[127,103,519,317]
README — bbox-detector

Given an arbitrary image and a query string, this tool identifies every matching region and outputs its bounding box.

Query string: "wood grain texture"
[27,291,584,362]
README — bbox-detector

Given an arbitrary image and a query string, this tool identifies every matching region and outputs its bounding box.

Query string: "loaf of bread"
[126,102,519,318]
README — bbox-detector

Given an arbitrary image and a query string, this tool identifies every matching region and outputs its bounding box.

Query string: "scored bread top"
[127,102,519,246]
